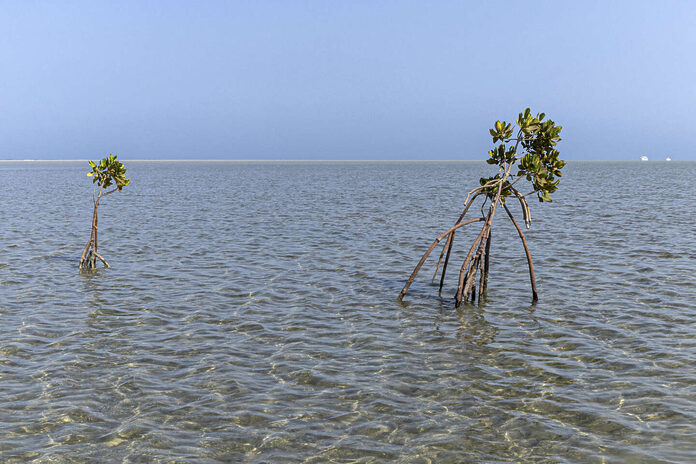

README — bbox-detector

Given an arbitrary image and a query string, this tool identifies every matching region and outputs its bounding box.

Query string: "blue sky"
[1,1,694,160]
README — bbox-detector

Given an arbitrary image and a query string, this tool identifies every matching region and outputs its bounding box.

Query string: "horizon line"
[0,158,687,162]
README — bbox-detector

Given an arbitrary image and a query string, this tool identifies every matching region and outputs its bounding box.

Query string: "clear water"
[1,161,695,463]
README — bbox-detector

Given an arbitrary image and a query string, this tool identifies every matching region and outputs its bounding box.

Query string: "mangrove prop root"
[94,252,111,268]
[471,228,489,300]
[482,227,492,296]
[401,182,541,307]
[438,237,453,295]
[80,243,110,269]
[464,235,487,303]
[456,180,504,307]
[511,188,532,229]
[432,232,453,283]
[455,221,489,307]
[466,255,481,303]
[503,203,538,302]
[398,217,484,300]
[478,228,491,304]
[437,192,482,290]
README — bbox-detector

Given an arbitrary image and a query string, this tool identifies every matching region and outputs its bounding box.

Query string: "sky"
[1,0,695,160]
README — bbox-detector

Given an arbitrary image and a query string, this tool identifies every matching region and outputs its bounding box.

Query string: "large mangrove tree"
[399,109,564,306]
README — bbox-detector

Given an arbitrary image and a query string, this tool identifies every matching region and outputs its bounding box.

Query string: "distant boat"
[640,156,648,161]
[665,156,672,161]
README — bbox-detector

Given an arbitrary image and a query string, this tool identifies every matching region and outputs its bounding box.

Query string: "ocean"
[1,160,695,462]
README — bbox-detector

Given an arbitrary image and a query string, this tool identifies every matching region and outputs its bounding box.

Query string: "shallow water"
[1,160,695,463]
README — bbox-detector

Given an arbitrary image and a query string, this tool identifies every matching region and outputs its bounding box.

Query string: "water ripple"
[1,161,695,462]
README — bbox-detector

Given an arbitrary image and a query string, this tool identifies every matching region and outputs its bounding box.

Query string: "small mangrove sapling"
[398,109,564,306]
[79,154,130,270]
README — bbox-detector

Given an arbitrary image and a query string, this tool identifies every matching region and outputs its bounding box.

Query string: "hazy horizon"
[2,158,688,163]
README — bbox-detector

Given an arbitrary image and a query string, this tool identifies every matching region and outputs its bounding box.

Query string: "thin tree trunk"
[91,204,98,268]
[80,185,110,269]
